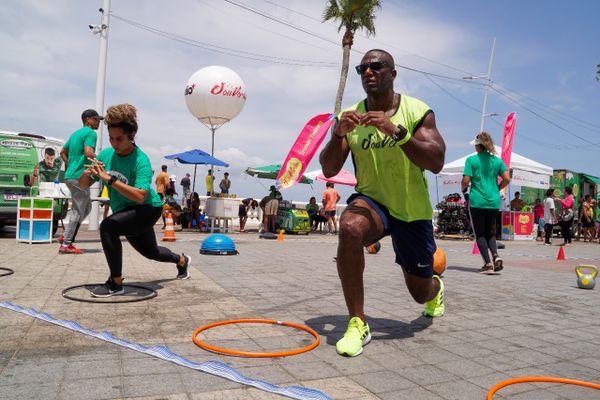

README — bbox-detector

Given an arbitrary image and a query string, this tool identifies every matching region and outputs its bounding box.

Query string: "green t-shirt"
[38,158,62,183]
[96,146,163,213]
[343,95,433,222]
[64,126,97,180]
[463,152,507,209]
[306,203,319,214]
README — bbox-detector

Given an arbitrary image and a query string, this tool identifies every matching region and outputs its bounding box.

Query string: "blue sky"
[2,0,599,204]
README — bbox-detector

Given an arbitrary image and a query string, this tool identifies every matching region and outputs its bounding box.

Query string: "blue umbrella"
[165,149,229,193]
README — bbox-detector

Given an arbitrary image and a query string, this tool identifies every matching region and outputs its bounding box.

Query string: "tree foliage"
[323,0,382,114]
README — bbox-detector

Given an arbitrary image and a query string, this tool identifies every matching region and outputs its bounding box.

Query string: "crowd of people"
[540,189,599,245]
[149,164,345,235]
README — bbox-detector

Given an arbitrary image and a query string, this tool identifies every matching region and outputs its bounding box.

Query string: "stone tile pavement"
[1,226,600,399]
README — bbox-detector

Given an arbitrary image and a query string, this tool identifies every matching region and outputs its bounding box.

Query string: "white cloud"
[216,147,269,167]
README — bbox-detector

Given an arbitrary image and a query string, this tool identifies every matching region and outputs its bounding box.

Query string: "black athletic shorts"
[346,193,436,278]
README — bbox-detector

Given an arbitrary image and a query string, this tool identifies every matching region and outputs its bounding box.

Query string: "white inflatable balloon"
[184,66,247,126]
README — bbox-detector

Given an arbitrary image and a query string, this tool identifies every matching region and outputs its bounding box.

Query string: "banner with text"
[439,176,462,189]
[276,113,334,189]
[499,112,516,198]
[511,169,550,189]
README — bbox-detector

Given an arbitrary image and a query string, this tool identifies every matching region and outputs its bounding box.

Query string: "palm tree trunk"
[334,43,352,115]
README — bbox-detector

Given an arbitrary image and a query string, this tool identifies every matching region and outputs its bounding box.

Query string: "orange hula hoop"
[487,376,600,399]
[192,318,320,358]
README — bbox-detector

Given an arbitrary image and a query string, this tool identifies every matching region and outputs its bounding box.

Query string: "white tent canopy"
[439,145,553,176]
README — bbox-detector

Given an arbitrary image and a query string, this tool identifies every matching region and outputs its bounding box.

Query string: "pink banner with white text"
[499,112,516,197]
[500,112,516,169]
[276,113,334,189]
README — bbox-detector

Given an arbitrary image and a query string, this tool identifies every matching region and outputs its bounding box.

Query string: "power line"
[113,5,599,149]
[200,0,335,54]
[426,75,578,151]
[255,1,600,141]
[489,85,600,147]
[494,82,600,134]
[225,0,477,83]
[223,0,341,47]
[110,13,339,68]
[424,75,482,114]
[261,0,480,77]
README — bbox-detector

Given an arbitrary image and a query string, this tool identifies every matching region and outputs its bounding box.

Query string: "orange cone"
[162,212,176,242]
[277,229,284,242]
[557,246,566,260]
[471,241,480,255]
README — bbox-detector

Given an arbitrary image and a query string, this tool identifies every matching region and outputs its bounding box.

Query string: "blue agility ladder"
[0,301,331,400]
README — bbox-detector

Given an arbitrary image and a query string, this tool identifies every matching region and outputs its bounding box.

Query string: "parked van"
[0,130,67,233]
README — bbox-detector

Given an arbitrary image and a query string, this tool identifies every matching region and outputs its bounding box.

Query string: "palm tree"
[323,0,382,115]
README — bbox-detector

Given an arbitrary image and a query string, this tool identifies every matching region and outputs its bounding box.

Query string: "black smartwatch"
[392,124,408,142]
[107,175,118,186]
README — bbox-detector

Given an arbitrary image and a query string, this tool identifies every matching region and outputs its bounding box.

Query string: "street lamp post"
[88,0,110,231]
[463,38,497,133]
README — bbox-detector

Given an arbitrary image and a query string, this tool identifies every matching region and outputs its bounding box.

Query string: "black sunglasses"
[355,61,390,75]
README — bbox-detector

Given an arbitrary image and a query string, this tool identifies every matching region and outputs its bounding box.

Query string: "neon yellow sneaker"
[423,275,445,317]
[336,316,371,357]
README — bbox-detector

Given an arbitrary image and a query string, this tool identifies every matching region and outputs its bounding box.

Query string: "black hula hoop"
[0,267,14,277]
[62,283,157,303]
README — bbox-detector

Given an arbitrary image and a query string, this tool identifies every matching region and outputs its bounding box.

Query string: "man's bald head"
[363,49,395,68]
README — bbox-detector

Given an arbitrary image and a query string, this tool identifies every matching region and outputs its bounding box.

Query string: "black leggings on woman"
[469,207,499,265]
[560,219,573,244]
[100,205,180,278]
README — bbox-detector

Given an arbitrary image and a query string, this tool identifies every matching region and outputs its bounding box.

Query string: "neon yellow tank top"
[343,95,433,222]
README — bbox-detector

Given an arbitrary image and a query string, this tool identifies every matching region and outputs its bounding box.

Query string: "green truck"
[0,130,67,234]
[521,169,599,212]
[551,169,600,217]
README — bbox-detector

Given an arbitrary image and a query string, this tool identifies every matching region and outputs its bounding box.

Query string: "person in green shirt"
[306,196,320,231]
[461,132,510,274]
[319,49,446,358]
[80,103,191,297]
[58,109,101,254]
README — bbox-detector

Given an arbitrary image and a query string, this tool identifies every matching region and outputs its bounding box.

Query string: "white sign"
[511,170,550,189]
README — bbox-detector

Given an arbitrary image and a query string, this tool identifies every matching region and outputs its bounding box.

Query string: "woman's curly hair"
[104,103,138,134]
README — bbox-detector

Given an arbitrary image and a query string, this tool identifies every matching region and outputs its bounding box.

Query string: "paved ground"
[1,225,600,400]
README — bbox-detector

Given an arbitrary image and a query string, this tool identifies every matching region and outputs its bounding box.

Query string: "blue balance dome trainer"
[200,234,238,255]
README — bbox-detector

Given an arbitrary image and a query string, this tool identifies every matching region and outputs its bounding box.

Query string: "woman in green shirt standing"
[461,132,510,274]
[80,104,191,297]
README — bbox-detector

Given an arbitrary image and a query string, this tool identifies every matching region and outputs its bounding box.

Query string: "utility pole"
[88,0,110,231]
[463,38,498,133]
[480,37,496,133]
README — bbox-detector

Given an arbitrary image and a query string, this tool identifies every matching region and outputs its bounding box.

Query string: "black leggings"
[469,207,499,265]
[560,220,573,244]
[100,205,180,278]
